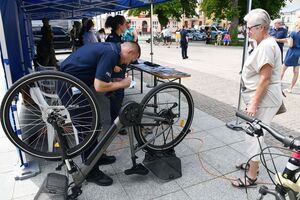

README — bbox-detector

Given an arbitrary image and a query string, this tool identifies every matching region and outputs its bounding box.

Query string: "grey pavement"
[0,41,299,200]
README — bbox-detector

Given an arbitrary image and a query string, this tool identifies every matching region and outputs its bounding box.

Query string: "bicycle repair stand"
[143,149,182,180]
[125,126,182,180]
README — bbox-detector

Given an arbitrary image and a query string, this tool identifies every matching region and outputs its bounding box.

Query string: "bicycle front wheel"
[1,71,100,160]
[134,82,194,151]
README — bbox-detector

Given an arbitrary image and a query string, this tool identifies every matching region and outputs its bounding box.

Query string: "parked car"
[186,30,207,41]
[32,26,71,50]
[200,25,227,40]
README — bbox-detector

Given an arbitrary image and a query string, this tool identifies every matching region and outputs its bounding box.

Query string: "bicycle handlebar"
[236,111,296,150]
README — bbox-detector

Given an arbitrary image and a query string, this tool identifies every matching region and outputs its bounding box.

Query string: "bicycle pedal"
[124,164,149,175]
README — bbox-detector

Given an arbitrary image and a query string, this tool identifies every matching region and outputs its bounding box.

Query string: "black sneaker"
[86,168,113,186]
[97,154,116,165]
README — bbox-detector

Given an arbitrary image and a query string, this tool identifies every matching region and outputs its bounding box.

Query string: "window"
[172,21,178,28]
[52,27,67,35]
[153,21,158,30]
[131,21,136,29]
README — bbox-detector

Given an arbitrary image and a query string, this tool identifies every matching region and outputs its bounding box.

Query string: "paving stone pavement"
[0,41,299,200]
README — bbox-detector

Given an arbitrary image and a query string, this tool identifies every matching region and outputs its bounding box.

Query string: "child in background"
[223,32,231,46]
[215,32,222,46]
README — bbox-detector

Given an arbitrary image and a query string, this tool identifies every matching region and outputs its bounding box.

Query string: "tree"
[201,0,291,38]
[128,0,198,28]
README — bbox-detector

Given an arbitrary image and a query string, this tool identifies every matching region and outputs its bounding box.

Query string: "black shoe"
[118,129,127,135]
[86,168,113,186]
[97,154,116,165]
[185,56,189,59]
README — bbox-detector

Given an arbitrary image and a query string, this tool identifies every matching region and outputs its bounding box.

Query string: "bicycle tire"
[1,71,100,160]
[134,82,194,151]
[287,190,298,200]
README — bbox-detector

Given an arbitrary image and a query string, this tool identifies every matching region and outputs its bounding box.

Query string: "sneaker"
[97,154,116,165]
[86,168,113,186]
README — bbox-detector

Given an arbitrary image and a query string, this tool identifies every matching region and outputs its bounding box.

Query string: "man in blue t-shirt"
[269,18,288,63]
[60,42,140,186]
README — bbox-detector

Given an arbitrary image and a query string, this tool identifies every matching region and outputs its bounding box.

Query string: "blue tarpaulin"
[22,0,168,20]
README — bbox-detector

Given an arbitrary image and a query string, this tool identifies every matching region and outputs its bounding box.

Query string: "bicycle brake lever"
[245,122,264,137]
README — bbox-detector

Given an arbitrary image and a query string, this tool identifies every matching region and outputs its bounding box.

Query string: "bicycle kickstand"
[124,126,149,176]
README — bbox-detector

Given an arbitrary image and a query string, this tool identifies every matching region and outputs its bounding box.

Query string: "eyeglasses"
[246,24,261,32]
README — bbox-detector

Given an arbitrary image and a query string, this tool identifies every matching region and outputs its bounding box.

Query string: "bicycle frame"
[49,101,177,198]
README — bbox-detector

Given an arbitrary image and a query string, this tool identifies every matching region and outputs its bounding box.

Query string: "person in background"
[180,25,188,59]
[205,27,212,44]
[60,42,140,187]
[105,15,127,43]
[83,19,98,44]
[165,26,172,48]
[123,19,138,42]
[175,27,181,48]
[97,28,106,42]
[231,8,283,188]
[77,17,89,47]
[223,32,231,46]
[280,18,300,93]
[36,17,58,67]
[70,21,81,52]
[105,15,128,135]
[269,18,288,63]
[215,32,222,46]
[161,27,167,45]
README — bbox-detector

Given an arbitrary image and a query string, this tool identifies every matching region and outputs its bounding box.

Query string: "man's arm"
[94,77,131,92]
[132,29,138,42]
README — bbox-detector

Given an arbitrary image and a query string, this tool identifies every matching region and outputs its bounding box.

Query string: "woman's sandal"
[231,175,257,188]
[235,163,259,175]
[235,163,249,171]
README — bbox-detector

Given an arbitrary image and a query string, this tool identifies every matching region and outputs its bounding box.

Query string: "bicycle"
[236,111,300,200]
[146,33,163,46]
[0,70,194,198]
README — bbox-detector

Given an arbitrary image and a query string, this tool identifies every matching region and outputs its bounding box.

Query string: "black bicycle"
[1,71,194,198]
[236,111,300,200]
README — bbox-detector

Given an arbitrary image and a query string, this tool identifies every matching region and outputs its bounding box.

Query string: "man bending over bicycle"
[231,9,283,188]
[60,42,140,186]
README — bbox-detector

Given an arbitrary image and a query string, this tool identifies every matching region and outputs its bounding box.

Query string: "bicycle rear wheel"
[134,82,194,151]
[1,71,100,160]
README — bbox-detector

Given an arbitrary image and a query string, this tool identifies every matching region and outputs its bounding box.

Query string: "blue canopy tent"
[0,0,169,180]
[0,0,168,85]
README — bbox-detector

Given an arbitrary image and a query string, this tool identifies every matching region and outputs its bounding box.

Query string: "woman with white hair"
[280,19,300,93]
[232,9,283,188]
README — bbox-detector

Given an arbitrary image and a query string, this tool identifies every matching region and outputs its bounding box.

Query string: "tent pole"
[14,3,26,74]
[0,10,12,87]
[226,0,252,131]
[150,3,153,63]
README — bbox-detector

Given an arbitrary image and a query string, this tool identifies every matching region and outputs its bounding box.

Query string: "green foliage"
[201,0,288,24]
[230,26,239,40]
[127,0,198,27]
